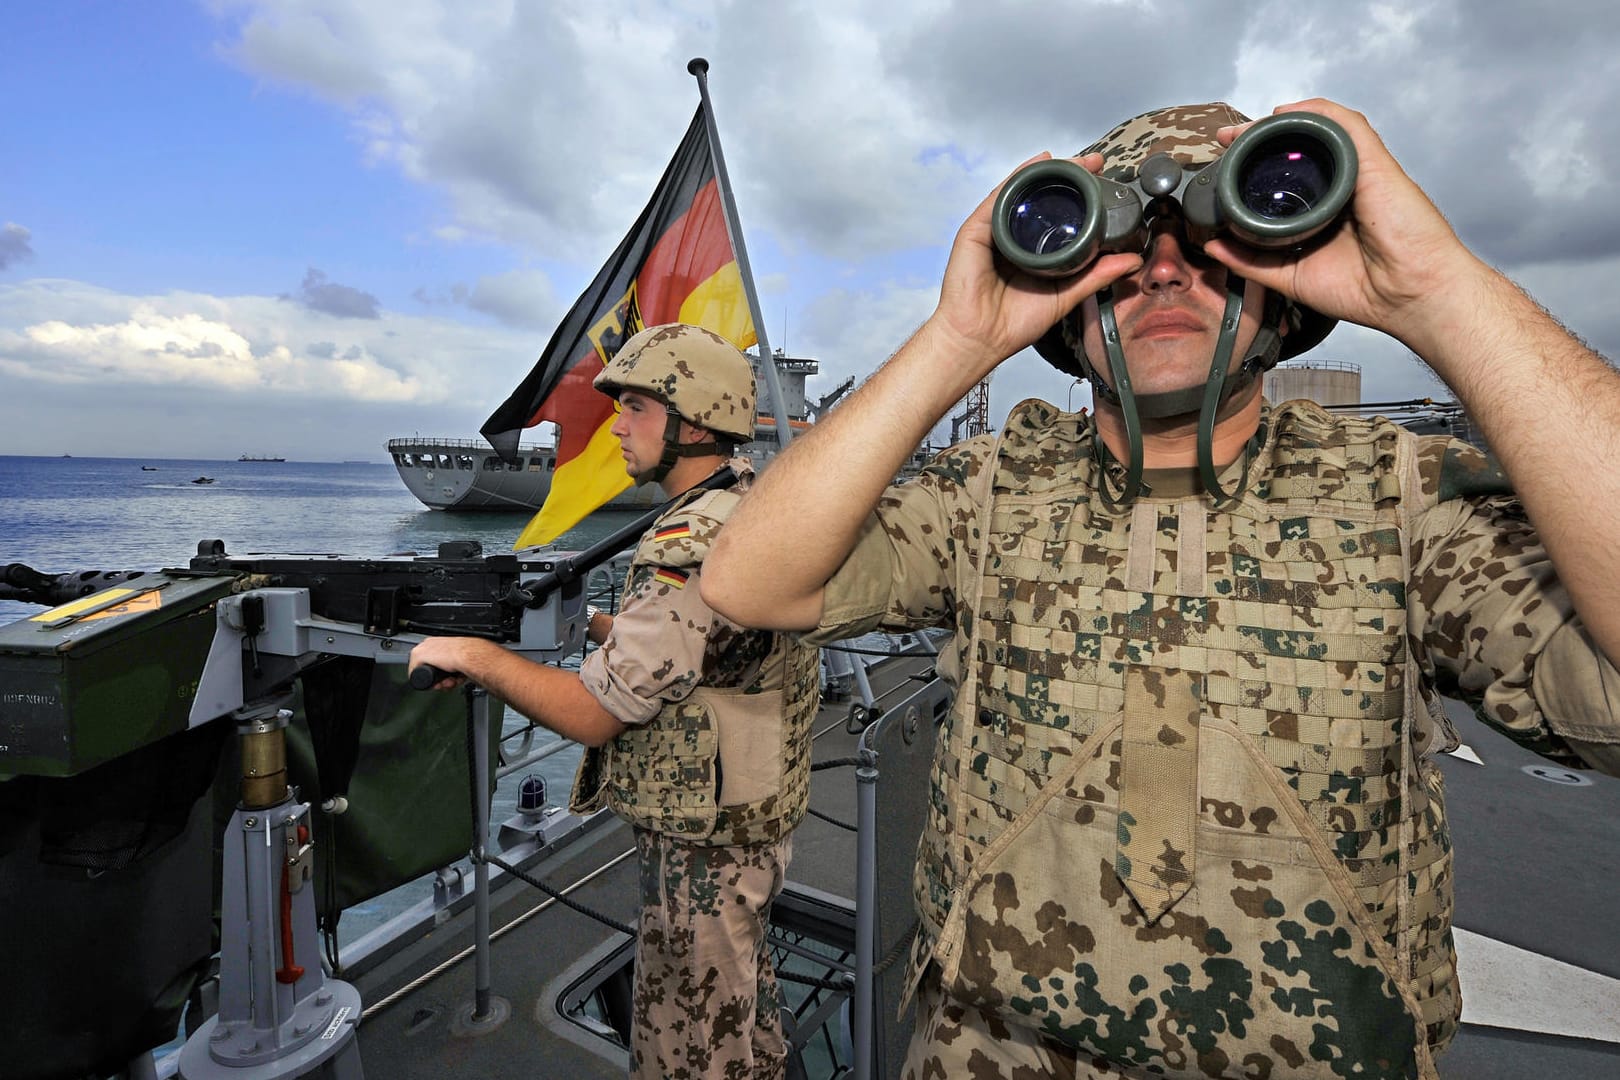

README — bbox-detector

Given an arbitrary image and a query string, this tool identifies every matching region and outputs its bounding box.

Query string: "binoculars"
[991,112,1358,277]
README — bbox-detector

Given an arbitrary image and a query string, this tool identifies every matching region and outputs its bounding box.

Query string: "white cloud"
[0,278,542,458]
[13,0,1620,463]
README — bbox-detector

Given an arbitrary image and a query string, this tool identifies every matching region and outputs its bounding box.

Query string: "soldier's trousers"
[631,828,791,1080]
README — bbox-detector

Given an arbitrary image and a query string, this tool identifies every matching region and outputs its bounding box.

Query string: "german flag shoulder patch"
[653,522,693,542]
[653,567,690,589]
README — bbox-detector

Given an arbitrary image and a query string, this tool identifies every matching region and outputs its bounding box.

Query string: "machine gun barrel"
[0,563,159,606]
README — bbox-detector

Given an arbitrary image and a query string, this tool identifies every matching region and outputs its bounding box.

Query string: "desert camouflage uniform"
[808,399,1619,1079]
[573,468,821,1079]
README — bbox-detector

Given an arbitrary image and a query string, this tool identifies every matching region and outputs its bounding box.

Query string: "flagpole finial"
[687,57,709,77]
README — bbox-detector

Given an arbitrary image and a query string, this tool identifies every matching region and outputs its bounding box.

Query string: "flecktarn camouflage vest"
[572,487,820,847]
[916,399,1459,1079]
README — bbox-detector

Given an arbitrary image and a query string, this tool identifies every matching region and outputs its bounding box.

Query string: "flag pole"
[688,57,793,448]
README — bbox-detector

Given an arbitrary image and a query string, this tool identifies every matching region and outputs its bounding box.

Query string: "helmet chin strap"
[1090,278,1278,508]
[637,406,721,487]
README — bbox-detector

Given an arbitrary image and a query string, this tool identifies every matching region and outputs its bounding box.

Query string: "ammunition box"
[0,572,236,777]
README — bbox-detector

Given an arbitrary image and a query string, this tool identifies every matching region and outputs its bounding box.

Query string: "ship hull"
[386,437,663,513]
[392,433,670,511]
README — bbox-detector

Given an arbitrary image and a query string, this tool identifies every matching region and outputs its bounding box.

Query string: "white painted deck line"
[1453,927,1620,1043]
[1445,743,1485,765]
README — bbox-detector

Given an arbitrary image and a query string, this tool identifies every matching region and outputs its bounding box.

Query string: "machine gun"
[0,466,736,775]
[0,540,586,776]
[182,537,596,727]
[0,467,735,1080]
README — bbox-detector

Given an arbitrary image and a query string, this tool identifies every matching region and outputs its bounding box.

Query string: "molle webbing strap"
[1114,666,1201,923]
[1178,499,1208,596]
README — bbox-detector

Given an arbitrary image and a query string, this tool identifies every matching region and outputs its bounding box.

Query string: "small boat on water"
[190,476,215,485]
[140,466,158,471]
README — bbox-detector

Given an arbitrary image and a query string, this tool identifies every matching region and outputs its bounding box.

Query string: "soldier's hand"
[1203,98,1490,360]
[408,638,471,691]
[929,152,1143,375]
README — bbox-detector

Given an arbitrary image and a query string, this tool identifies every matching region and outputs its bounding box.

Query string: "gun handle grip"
[409,663,449,690]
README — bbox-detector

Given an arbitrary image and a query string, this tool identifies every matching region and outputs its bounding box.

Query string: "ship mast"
[688,58,794,449]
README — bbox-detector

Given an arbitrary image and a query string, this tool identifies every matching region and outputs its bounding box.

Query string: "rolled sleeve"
[1409,491,1619,766]
[806,439,991,646]
[579,563,717,726]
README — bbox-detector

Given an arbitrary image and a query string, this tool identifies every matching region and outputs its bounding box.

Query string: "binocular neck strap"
[1093,293,1145,509]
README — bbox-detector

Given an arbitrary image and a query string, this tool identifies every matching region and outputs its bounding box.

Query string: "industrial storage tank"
[1263,359,1361,407]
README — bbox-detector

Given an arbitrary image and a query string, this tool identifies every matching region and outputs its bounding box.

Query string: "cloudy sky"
[4,0,1619,462]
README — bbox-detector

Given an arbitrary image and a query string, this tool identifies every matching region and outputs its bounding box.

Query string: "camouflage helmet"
[594,323,757,442]
[1033,102,1336,376]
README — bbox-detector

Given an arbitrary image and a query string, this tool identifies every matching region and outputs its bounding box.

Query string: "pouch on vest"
[930,712,1439,1079]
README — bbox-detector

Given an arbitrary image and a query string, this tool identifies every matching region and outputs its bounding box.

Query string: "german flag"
[482,107,756,549]
[653,567,690,590]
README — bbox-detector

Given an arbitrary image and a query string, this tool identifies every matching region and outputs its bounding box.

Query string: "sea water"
[0,453,638,942]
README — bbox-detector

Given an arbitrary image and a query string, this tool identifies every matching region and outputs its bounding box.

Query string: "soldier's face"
[609,390,668,480]
[1076,223,1269,399]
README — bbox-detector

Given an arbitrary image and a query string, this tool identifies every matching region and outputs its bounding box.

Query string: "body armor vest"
[916,400,1459,1079]
[572,487,821,847]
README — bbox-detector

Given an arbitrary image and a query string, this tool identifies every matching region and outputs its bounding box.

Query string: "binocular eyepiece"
[991,112,1358,277]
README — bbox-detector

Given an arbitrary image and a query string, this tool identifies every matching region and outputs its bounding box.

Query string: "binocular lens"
[1006,182,1089,256]
[990,158,1111,275]
[990,111,1356,272]
[1235,137,1336,221]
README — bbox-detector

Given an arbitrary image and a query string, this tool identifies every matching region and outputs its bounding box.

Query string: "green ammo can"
[0,571,237,777]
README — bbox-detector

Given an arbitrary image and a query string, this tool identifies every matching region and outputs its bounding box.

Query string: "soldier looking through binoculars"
[702,99,1620,1078]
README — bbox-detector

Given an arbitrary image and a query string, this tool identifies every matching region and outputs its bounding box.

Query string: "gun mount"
[0,539,591,778]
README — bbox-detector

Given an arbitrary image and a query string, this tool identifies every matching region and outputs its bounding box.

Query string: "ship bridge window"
[508,458,524,472]
[527,458,545,472]
[456,454,474,470]
[436,454,452,469]
[483,455,503,471]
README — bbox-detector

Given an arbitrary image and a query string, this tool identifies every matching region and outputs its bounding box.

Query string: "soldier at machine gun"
[409,324,821,1080]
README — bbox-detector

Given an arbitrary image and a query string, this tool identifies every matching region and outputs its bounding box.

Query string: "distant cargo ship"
[237,454,286,462]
